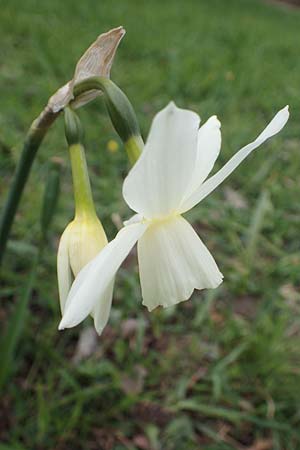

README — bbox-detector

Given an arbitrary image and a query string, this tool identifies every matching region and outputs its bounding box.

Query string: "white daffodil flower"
[57,214,114,334]
[57,108,114,334]
[59,102,289,332]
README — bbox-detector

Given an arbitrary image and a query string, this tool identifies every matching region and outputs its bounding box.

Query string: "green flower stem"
[125,135,144,165]
[69,143,96,219]
[0,106,59,264]
[73,76,143,163]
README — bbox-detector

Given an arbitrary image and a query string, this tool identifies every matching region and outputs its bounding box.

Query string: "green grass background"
[1,0,300,449]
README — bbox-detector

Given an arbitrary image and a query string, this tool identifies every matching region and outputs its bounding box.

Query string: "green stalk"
[73,76,144,163]
[0,106,59,264]
[125,135,144,165]
[69,143,97,219]
[64,107,98,219]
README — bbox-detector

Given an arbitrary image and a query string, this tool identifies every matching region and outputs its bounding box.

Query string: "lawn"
[1,0,300,449]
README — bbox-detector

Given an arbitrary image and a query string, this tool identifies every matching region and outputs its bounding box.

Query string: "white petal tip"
[257,106,290,142]
[94,327,104,336]
[207,115,221,128]
[166,101,177,111]
[284,106,290,119]
[58,316,70,330]
[143,302,156,313]
[274,105,290,130]
[58,321,65,331]
[214,277,224,287]
[280,105,289,118]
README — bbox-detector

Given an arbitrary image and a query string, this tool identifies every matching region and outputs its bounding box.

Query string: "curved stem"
[0,107,59,264]
[73,77,144,158]
[73,76,109,98]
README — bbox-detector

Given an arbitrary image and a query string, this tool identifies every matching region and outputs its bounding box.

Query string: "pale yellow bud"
[57,214,107,314]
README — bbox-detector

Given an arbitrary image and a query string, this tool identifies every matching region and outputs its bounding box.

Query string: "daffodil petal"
[58,222,147,330]
[123,213,144,226]
[123,102,200,219]
[138,216,223,311]
[91,280,115,335]
[57,227,73,314]
[180,106,289,213]
[183,116,221,200]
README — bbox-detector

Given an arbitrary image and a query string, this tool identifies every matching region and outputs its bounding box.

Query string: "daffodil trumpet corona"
[57,108,113,334]
[59,102,289,333]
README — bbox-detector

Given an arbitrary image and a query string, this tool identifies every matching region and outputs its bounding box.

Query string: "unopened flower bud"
[64,107,84,146]
[57,215,108,314]
[58,108,111,324]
